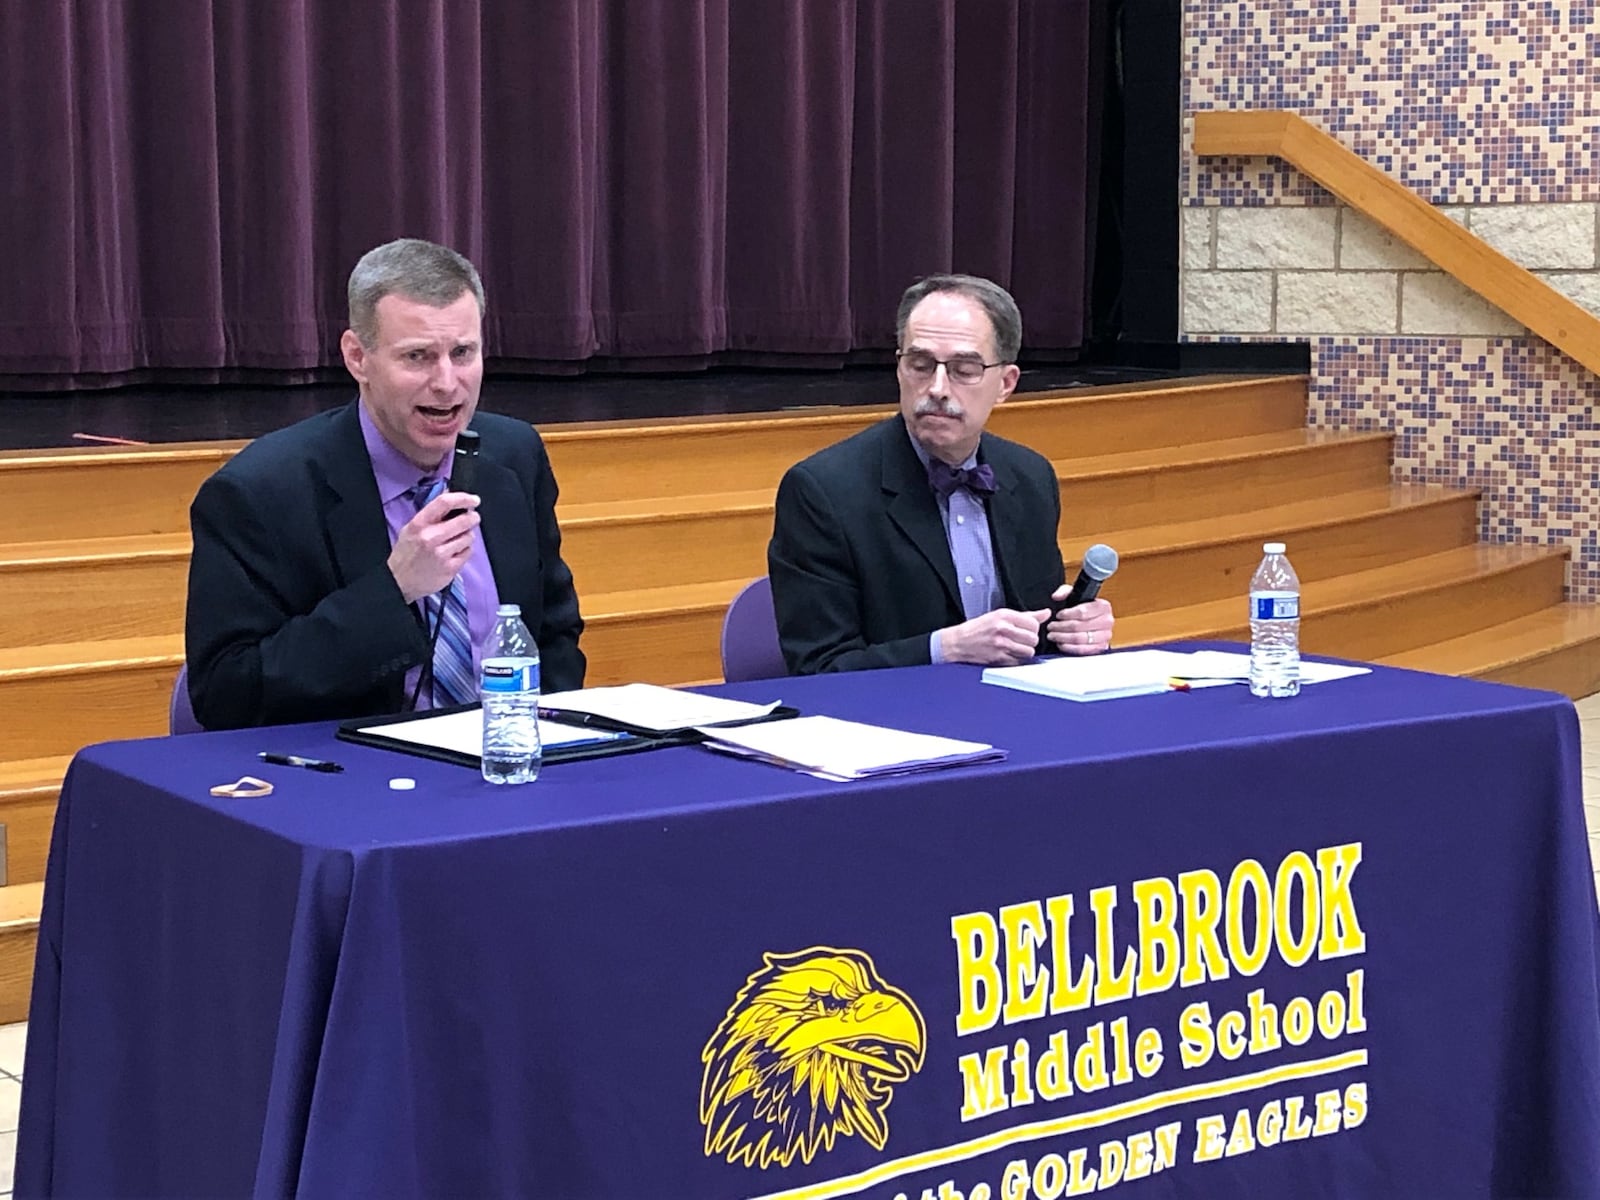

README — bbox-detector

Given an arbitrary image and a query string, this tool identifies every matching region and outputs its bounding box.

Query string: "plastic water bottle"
[481,604,541,783]
[1249,542,1301,698]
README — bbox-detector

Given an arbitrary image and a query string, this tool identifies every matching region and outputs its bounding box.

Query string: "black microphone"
[446,429,479,518]
[1059,543,1119,609]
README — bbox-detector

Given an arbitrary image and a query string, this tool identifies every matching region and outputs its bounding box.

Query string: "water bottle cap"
[496,604,522,617]
[1263,542,1286,554]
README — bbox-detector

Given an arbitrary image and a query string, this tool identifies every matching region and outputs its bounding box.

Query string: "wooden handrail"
[1193,110,1600,377]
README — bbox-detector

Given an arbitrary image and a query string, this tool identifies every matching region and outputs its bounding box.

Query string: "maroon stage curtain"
[0,0,1102,384]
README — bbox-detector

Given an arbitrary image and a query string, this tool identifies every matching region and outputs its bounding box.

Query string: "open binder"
[338,684,798,771]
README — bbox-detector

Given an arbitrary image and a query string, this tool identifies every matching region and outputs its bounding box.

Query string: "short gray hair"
[895,274,1022,363]
[347,238,486,346]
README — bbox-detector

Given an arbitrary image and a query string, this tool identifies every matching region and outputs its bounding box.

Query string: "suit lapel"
[881,421,962,611]
[316,404,394,588]
[980,437,1033,608]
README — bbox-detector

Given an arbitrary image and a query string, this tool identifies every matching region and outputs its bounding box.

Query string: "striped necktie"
[408,478,476,708]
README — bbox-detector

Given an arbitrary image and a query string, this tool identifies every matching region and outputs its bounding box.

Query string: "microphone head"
[449,430,480,494]
[1080,543,1119,582]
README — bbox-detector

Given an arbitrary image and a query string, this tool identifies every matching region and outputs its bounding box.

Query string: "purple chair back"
[719,576,787,683]
[170,663,204,735]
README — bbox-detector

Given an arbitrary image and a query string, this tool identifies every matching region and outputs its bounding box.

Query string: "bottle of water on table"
[481,603,542,784]
[1249,542,1301,698]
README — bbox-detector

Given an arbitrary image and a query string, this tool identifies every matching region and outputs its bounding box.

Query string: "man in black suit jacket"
[186,239,584,730]
[768,274,1113,674]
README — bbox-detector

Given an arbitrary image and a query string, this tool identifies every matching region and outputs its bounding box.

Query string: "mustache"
[914,396,965,419]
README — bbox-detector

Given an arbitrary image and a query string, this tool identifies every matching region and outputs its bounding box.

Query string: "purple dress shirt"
[359,405,501,708]
[905,428,1002,663]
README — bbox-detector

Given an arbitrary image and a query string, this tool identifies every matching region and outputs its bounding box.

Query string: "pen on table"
[257,752,344,774]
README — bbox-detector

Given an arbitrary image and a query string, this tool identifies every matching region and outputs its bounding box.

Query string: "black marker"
[258,752,344,774]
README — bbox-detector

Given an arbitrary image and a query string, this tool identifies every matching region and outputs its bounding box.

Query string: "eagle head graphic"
[699,947,927,1170]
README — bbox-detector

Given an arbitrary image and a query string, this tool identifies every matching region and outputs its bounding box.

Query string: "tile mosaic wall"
[1310,336,1600,597]
[1185,0,1600,205]
[1184,0,1600,598]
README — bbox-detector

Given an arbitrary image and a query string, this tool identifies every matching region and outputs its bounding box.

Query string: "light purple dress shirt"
[905,428,1003,663]
[360,405,501,708]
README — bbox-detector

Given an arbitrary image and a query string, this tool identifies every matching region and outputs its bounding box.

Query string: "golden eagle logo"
[700,947,926,1170]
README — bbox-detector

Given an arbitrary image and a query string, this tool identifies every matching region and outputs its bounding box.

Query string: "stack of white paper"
[696,715,1005,781]
[981,648,1370,702]
[539,682,782,733]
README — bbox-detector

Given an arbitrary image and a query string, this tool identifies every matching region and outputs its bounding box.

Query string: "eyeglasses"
[896,349,1006,386]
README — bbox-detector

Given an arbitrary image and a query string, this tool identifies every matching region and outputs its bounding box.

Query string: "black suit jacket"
[767,416,1065,674]
[186,403,585,730]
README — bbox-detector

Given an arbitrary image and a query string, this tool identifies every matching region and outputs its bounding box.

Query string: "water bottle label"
[481,659,539,693]
[1251,593,1300,621]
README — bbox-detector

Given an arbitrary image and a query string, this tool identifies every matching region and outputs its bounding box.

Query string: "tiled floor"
[0,695,1597,1195]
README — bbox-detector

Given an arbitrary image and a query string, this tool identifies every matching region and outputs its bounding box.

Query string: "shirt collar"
[358,401,444,503]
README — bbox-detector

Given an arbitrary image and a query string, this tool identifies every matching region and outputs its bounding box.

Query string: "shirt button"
[956,515,965,525]
[964,575,975,585]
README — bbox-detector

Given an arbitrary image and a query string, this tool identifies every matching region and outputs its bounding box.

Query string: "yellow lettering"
[1247,987,1281,1053]
[1063,1148,1097,1196]
[1283,1095,1314,1140]
[1009,1038,1034,1107]
[1313,1087,1344,1136]
[952,912,1002,1035]
[1000,901,1050,1025]
[1192,1114,1227,1162]
[1074,1021,1111,1094]
[1216,1010,1247,1061]
[1256,1099,1283,1146]
[1109,1017,1134,1086]
[1274,852,1320,967]
[1123,1131,1154,1181]
[1097,1139,1126,1188]
[1225,859,1273,975]
[1317,843,1366,957]
[957,1045,1010,1120]
[1153,1122,1181,1171]
[1135,1026,1164,1077]
[1035,1029,1074,1101]
[1090,886,1136,1005]
[1133,877,1179,995]
[1046,894,1095,1014]
[1225,1107,1257,1156]
[1035,1153,1069,1200]
[1178,869,1230,986]
[1000,1159,1031,1200]
[1317,988,1347,1040]
[1344,1081,1369,1128]
[1178,1002,1215,1068]
[1283,997,1314,1046]
[1346,968,1367,1033]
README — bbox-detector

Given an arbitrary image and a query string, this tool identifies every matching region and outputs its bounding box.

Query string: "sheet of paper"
[352,708,623,756]
[1175,650,1372,684]
[696,715,1003,780]
[540,682,782,732]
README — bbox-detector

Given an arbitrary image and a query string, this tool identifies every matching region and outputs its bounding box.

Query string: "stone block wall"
[1183,0,1600,598]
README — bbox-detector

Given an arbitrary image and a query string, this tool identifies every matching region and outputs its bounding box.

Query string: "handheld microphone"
[1059,543,1119,609]
[446,429,480,519]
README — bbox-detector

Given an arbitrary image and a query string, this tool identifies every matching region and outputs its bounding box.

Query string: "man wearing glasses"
[767,273,1115,674]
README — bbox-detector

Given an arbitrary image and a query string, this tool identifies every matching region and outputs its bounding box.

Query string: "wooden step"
[1116,545,1568,660]
[543,375,1310,505]
[582,580,743,686]
[1,637,181,759]
[1382,602,1600,699]
[1059,429,1394,532]
[561,491,774,596]
[0,443,235,542]
[0,756,68,885]
[0,533,191,647]
[1087,485,1481,614]
[0,882,43,1024]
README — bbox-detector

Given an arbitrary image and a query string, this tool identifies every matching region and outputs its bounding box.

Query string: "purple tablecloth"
[16,658,1600,1198]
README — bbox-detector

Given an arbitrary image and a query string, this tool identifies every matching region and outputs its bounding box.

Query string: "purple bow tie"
[927,458,997,499]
